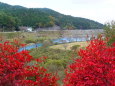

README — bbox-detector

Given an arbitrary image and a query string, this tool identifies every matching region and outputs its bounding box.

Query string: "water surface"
[19,37,89,51]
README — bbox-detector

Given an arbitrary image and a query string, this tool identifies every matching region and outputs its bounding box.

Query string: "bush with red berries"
[64,39,115,86]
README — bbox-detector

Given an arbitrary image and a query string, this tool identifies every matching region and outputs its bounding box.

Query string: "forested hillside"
[0,2,103,31]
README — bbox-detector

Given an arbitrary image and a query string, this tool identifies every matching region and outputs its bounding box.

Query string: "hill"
[0,2,103,31]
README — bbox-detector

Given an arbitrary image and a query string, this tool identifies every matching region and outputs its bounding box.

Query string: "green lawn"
[49,41,89,50]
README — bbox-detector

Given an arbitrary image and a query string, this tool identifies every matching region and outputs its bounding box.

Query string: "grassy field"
[49,41,89,50]
[0,31,89,85]
[0,31,57,44]
[30,47,78,84]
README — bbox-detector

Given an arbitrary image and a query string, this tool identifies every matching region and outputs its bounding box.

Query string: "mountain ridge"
[0,2,103,31]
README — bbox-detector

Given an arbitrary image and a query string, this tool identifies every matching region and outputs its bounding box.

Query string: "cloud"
[0,0,115,23]
[71,0,105,4]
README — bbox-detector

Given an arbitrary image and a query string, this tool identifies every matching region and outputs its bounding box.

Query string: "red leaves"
[36,56,47,63]
[64,39,115,86]
[112,42,115,47]
[1,39,115,86]
[0,42,58,86]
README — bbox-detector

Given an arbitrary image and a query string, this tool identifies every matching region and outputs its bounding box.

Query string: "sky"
[0,0,115,24]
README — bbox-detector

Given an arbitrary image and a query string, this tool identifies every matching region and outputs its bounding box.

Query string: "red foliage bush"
[0,41,58,86]
[64,39,115,86]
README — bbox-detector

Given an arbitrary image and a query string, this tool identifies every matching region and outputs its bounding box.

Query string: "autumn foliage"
[0,38,115,86]
[0,41,58,86]
[64,39,115,86]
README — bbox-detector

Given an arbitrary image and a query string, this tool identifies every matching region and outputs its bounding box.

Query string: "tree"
[64,24,76,30]
[14,17,21,31]
[71,45,80,52]
[104,21,115,46]
[64,38,115,86]
[0,12,20,31]
[49,16,55,26]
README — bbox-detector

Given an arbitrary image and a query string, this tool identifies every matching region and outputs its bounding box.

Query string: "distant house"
[19,26,33,32]
[27,27,32,32]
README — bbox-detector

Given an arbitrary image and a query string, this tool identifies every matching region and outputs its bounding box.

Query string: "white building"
[27,27,32,32]
[19,26,33,32]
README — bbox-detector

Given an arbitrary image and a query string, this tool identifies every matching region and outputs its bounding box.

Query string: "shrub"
[30,47,76,85]
[25,39,37,44]
[104,21,115,46]
[0,41,58,86]
[44,59,66,72]
[42,40,53,48]
[71,45,80,51]
[64,38,115,86]
[4,32,21,39]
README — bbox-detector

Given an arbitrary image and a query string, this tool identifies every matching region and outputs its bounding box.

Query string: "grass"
[49,41,89,50]
[0,32,56,44]
[30,47,78,85]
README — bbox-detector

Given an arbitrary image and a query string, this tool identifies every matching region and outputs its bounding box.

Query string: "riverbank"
[50,41,89,50]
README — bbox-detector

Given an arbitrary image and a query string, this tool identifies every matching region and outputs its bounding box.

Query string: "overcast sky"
[0,0,115,24]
